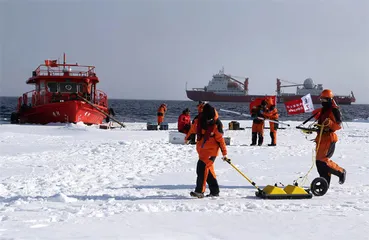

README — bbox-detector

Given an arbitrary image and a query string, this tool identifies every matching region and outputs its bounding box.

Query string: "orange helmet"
[266,98,275,106]
[320,89,334,99]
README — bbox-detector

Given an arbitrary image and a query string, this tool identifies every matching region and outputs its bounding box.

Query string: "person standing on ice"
[157,103,167,125]
[250,100,266,146]
[190,103,227,198]
[185,101,205,144]
[313,89,346,186]
[263,98,279,146]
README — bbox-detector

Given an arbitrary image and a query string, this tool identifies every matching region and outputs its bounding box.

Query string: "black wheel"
[310,177,329,196]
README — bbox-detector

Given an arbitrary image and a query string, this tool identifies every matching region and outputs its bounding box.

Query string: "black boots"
[251,132,257,145]
[257,133,263,146]
[268,132,276,146]
[205,193,219,197]
[339,169,346,184]
[190,191,204,198]
[251,132,263,146]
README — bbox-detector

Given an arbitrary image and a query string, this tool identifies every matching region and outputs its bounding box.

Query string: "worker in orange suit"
[250,100,266,146]
[190,103,227,198]
[157,103,167,125]
[185,101,205,144]
[313,89,346,186]
[263,98,279,146]
[178,108,191,134]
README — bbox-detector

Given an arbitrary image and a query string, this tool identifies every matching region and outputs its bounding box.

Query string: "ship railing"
[17,90,71,110]
[33,64,96,77]
[96,90,108,108]
[278,92,300,96]
[17,90,37,111]
[17,89,108,112]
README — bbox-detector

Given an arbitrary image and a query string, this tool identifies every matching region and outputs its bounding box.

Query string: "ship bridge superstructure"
[204,68,247,96]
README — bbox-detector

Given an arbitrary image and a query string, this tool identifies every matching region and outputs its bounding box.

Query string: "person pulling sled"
[312,89,346,187]
[190,103,228,198]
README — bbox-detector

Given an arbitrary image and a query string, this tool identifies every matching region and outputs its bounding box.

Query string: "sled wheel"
[310,177,329,196]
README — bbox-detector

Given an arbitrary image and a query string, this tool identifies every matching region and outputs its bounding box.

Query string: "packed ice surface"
[1,120,369,239]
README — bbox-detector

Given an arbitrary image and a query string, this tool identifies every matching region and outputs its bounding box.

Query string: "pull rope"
[296,119,329,186]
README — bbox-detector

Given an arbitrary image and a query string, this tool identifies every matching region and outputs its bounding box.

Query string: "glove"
[222,155,229,161]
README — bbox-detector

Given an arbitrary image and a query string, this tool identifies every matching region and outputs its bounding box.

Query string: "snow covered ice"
[1,120,369,239]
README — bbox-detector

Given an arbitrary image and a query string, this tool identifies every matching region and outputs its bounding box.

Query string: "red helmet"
[320,89,334,99]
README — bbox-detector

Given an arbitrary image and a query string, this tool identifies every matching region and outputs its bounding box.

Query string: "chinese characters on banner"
[284,94,314,115]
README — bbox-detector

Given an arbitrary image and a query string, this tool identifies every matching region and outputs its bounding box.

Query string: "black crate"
[159,123,168,130]
[147,122,158,130]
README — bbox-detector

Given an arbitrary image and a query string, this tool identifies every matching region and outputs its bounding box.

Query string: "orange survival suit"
[263,98,279,146]
[157,103,167,125]
[313,89,346,186]
[185,102,205,144]
[251,101,266,146]
[178,108,191,134]
[190,103,227,198]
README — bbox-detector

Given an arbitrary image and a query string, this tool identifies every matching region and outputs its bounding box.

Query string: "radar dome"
[303,78,315,89]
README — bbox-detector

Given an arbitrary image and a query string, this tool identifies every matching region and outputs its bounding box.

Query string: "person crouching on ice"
[190,103,227,198]
[313,89,346,186]
[250,100,266,146]
[157,103,167,125]
[178,108,191,134]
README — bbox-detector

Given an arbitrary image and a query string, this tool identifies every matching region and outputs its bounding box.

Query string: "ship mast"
[63,53,67,72]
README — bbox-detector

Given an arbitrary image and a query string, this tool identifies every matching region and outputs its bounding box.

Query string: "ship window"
[77,84,83,92]
[47,82,58,92]
[60,82,78,93]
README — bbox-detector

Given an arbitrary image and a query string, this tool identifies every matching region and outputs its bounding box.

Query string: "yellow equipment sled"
[223,158,313,200]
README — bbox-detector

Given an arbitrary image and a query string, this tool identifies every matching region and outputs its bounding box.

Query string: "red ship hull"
[186,90,355,105]
[18,101,107,125]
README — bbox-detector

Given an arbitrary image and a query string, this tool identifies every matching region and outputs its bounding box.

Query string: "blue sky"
[1,0,368,103]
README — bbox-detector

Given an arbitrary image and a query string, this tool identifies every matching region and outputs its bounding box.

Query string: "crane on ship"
[223,73,249,95]
[276,78,304,95]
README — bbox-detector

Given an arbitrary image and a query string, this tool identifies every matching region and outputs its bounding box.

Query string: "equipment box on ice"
[147,122,158,130]
[169,131,186,144]
[159,122,168,130]
[228,121,240,130]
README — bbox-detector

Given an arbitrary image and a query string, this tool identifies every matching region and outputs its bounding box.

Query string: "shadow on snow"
[0,185,264,202]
